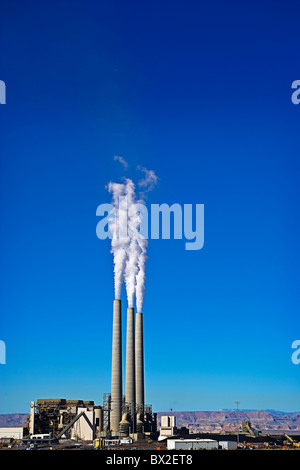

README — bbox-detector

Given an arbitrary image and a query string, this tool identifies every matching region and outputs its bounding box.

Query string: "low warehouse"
[219,441,237,450]
[167,438,218,450]
[0,427,24,440]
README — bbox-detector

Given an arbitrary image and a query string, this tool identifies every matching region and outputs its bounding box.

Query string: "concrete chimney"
[135,311,144,413]
[29,401,35,435]
[125,307,135,422]
[110,299,122,433]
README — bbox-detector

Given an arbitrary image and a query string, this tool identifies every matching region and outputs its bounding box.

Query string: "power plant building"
[25,399,101,441]
[21,299,157,442]
[159,415,177,440]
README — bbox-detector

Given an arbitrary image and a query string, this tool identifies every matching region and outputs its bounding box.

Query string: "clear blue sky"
[0,0,300,413]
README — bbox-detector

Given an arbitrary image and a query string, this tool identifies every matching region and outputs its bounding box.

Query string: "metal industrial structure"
[25,399,101,441]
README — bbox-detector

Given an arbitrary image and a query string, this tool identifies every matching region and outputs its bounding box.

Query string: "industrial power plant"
[1,174,299,451]
[19,176,158,443]
[12,298,157,443]
[104,177,157,438]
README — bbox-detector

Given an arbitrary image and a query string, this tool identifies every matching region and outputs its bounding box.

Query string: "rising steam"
[107,181,129,300]
[107,164,156,312]
[124,179,141,308]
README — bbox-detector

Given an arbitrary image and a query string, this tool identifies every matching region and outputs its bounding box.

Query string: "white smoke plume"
[124,179,141,308]
[135,236,148,313]
[137,166,158,192]
[113,155,129,170]
[107,181,130,300]
[107,164,156,311]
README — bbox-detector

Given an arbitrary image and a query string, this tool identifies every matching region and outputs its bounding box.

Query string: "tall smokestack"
[135,311,144,413]
[125,307,135,423]
[110,299,122,433]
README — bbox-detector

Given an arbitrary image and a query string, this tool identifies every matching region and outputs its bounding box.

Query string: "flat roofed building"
[167,438,218,450]
[0,426,24,440]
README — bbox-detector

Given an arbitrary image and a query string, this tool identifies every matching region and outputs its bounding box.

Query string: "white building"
[159,416,177,440]
[70,408,94,441]
[0,427,24,440]
[167,438,218,450]
[219,441,237,450]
